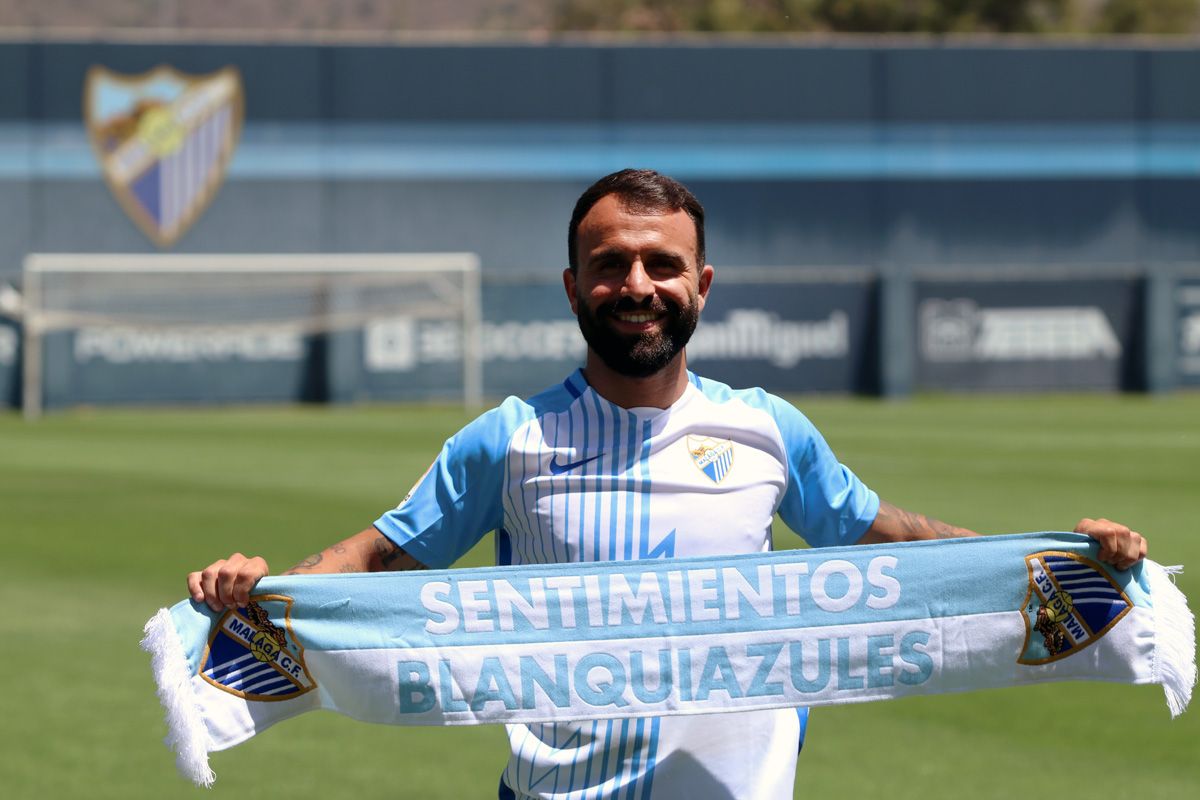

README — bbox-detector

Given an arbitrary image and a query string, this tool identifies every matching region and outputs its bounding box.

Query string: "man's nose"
[621,259,654,301]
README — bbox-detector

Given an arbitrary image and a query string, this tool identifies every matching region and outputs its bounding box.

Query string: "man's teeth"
[617,313,658,323]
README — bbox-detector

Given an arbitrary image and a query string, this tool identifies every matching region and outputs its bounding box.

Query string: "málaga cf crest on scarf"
[142,533,1195,787]
[200,595,315,701]
[85,65,243,247]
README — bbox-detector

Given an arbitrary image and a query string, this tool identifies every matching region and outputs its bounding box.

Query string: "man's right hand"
[186,529,428,613]
[187,553,270,613]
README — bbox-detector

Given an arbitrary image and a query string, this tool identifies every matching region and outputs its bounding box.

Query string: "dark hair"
[567,169,705,272]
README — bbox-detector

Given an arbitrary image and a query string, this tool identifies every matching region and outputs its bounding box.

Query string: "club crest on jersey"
[687,435,734,483]
[199,595,316,701]
[1018,551,1132,665]
[84,64,243,247]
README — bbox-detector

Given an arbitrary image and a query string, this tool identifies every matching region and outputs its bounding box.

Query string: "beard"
[575,293,701,378]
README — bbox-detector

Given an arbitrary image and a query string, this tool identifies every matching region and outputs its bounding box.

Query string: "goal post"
[22,253,482,418]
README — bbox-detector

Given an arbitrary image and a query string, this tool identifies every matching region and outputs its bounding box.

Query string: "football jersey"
[375,369,879,799]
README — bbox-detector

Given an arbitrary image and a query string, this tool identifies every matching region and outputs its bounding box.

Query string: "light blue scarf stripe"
[169,532,1146,656]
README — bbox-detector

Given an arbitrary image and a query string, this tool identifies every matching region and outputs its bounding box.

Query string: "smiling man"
[189,169,1146,799]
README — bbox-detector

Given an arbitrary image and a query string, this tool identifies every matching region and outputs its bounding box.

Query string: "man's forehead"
[577,195,698,255]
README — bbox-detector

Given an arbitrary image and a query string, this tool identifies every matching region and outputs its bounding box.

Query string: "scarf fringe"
[140,608,215,788]
[1146,563,1196,718]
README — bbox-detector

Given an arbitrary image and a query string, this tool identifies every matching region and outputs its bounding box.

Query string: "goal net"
[22,253,482,417]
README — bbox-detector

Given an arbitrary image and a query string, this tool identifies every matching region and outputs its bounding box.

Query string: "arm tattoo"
[373,535,427,572]
[875,500,977,541]
[282,552,324,575]
[280,534,426,576]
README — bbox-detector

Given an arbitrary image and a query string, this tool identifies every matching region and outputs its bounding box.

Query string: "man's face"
[564,194,713,378]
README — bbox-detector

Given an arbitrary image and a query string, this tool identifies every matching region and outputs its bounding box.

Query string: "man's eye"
[647,260,685,275]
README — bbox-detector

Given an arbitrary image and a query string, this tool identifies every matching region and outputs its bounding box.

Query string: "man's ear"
[696,264,714,312]
[563,267,579,315]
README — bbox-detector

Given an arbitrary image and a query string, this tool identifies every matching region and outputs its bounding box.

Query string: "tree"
[548,0,1200,34]
[1096,0,1200,34]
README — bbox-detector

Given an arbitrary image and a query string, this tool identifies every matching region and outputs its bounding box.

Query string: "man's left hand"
[1075,518,1147,570]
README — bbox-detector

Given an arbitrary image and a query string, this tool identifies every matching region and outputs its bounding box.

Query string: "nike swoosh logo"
[549,452,603,475]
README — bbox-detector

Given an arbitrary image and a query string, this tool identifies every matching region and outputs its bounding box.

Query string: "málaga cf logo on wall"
[84,65,243,247]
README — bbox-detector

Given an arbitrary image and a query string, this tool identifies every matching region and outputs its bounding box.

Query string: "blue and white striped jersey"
[375,369,879,799]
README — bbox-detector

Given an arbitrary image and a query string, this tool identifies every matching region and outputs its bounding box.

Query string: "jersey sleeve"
[373,398,529,569]
[766,394,880,548]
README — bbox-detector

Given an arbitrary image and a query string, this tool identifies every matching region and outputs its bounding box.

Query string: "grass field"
[1,394,1197,798]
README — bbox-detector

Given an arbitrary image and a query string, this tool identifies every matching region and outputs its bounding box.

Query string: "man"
[189,169,1146,799]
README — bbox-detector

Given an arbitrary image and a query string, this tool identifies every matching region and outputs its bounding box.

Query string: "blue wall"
[1,42,1199,284]
[2,41,1199,407]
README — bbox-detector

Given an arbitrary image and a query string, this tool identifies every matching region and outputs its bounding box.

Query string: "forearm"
[858,499,979,545]
[282,527,427,575]
[859,505,1146,570]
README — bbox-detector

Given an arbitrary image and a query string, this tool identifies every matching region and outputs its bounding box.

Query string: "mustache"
[600,296,675,316]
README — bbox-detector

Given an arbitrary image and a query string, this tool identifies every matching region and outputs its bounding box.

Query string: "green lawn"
[1,394,1196,798]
